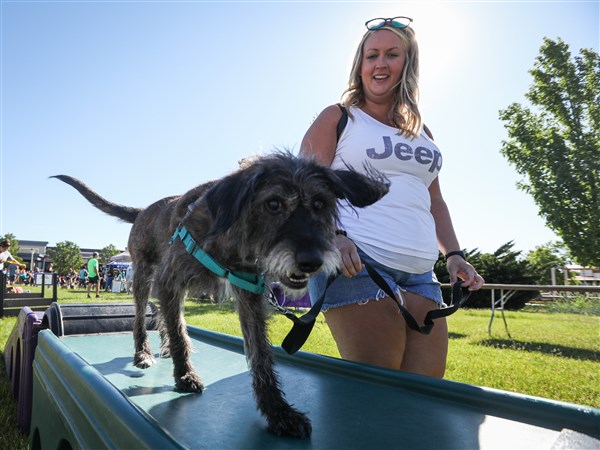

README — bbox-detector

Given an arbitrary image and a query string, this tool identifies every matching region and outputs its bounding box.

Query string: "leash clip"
[169,225,181,245]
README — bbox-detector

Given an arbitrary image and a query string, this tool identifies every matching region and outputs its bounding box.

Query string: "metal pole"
[488,289,495,335]
[0,272,5,317]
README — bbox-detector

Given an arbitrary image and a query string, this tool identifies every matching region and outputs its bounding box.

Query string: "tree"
[48,241,83,275]
[99,244,120,265]
[525,241,570,285]
[499,38,600,267]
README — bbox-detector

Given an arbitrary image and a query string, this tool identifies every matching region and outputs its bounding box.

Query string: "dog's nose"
[296,250,323,274]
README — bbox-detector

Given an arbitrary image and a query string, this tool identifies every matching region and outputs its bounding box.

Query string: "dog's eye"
[313,199,325,210]
[266,198,283,213]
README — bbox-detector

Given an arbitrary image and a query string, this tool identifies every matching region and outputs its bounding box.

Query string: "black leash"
[279,263,471,354]
[278,275,335,355]
[363,262,470,335]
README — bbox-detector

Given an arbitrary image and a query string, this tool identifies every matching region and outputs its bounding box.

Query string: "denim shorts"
[308,248,443,312]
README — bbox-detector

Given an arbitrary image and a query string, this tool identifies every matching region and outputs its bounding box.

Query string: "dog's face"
[189,152,389,295]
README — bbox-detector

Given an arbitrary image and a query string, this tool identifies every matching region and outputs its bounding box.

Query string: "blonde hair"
[341,25,421,139]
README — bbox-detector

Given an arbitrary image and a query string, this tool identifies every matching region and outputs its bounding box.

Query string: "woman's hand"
[336,235,363,277]
[446,255,484,291]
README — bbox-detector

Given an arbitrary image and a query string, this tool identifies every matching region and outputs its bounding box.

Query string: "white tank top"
[332,106,442,273]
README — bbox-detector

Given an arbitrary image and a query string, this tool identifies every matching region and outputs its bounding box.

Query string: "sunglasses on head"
[365,16,413,30]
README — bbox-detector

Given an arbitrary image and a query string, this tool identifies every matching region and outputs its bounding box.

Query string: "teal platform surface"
[30,327,600,449]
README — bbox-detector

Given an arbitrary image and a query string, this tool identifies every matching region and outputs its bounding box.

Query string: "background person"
[300,16,484,378]
[125,264,134,294]
[7,264,18,285]
[87,251,101,298]
[0,239,26,283]
[79,265,88,288]
[105,266,115,292]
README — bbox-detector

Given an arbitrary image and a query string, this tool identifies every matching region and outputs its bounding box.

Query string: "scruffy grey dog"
[53,152,388,438]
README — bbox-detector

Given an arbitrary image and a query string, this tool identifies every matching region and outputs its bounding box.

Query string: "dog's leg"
[236,294,312,438]
[157,313,170,358]
[154,281,204,392]
[132,261,156,368]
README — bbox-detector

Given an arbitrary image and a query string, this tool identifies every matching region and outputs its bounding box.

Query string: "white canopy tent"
[109,251,132,263]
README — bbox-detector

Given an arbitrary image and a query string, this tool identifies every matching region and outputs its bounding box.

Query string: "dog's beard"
[261,243,340,298]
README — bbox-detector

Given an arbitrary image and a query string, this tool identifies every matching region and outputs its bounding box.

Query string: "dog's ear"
[202,167,265,239]
[327,165,390,207]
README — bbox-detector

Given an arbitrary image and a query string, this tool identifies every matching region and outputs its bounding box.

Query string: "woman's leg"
[324,292,448,377]
[400,291,448,378]
[323,297,407,370]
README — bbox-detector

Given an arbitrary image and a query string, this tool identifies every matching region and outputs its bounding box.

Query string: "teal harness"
[170,225,266,295]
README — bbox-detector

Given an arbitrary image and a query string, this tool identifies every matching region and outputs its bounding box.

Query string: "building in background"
[16,240,107,272]
[563,265,600,286]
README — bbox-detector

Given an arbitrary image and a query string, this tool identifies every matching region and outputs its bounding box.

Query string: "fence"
[0,272,58,317]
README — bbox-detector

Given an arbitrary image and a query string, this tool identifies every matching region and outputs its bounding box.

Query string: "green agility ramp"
[30,327,599,449]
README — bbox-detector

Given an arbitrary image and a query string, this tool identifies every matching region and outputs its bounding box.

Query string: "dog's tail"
[51,175,140,223]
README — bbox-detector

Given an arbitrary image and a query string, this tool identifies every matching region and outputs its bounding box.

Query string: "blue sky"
[1,1,598,256]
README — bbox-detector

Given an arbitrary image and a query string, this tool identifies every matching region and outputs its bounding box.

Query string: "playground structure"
[3,307,44,433]
[2,301,598,449]
[3,302,157,433]
[0,272,57,317]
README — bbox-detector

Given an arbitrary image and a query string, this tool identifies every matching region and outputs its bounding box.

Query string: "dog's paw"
[133,351,156,369]
[268,408,312,439]
[175,372,205,393]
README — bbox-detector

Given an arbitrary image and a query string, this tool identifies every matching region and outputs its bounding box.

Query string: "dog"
[53,152,389,438]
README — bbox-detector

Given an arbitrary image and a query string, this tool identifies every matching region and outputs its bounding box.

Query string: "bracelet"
[445,250,466,260]
[335,230,347,237]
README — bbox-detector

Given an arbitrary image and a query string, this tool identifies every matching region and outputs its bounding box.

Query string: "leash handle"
[280,274,337,354]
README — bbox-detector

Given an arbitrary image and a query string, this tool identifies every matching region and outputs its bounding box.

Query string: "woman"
[0,239,26,274]
[300,17,484,378]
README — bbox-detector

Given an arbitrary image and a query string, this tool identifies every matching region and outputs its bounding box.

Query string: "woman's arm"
[1,253,25,268]
[429,177,484,290]
[300,104,363,277]
[299,104,344,166]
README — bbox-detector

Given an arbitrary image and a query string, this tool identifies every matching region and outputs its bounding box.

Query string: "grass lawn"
[0,287,598,449]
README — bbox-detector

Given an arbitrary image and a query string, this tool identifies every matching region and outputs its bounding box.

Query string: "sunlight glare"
[415,5,469,96]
